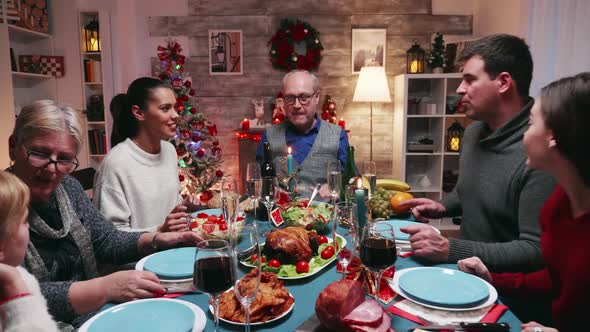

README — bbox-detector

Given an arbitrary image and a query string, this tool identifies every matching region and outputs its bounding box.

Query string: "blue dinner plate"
[376,219,423,241]
[191,208,221,217]
[398,267,490,307]
[86,299,196,332]
[143,247,195,279]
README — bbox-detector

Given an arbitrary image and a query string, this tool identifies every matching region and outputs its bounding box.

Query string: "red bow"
[337,258,397,304]
[157,40,186,64]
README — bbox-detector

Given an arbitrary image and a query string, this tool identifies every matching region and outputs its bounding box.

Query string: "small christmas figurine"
[272,93,286,124]
[429,32,446,73]
[249,98,269,128]
[321,95,337,124]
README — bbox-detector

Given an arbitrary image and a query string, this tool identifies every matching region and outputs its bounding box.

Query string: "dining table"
[150,220,523,332]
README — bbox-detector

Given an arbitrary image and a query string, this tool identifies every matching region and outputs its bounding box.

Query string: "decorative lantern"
[406,40,426,74]
[447,121,465,152]
[83,18,100,52]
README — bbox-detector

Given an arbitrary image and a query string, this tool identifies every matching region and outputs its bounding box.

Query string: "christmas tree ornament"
[321,95,338,124]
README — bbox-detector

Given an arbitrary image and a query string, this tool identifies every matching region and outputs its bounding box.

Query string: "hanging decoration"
[268,18,324,71]
[321,95,338,124]
[156,39,224,202]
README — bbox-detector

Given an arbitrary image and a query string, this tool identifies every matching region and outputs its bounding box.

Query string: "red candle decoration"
[241,118,250,130]
[337,118,346,130]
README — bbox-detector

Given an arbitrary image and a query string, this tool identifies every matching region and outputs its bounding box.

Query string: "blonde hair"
[0,171,30,240]
[12,100,83,152]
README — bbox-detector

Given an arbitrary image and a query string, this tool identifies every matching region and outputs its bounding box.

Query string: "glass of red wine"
[359,223,396,305]
[194,239,235,332]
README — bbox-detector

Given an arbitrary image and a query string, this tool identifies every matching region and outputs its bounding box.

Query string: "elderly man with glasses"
[256,70,352,199]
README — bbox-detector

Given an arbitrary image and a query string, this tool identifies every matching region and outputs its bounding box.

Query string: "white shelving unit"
[392,73,472,229]
[0,22,57,168]
[78,10,113,170]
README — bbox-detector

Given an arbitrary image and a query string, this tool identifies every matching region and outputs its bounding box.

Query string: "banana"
[376,179,411,192]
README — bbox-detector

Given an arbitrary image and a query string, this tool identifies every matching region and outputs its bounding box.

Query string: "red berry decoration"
[189,107,197,114]
[179,174,185,182]
[182,95,189,102]
[191,135,200,142]
[184,80,192,88]
[196,149,205,157]
[176,148,183,155]
[215,170,223,177]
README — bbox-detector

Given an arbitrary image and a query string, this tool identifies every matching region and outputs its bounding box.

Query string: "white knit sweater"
[93,138,182,232]
[0,266,58,332]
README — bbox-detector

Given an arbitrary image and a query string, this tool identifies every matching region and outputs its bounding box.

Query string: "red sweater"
[492,186,590,331]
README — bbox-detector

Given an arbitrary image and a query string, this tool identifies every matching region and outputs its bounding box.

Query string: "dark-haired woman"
[94,77,198,232]
[458,72,590,332]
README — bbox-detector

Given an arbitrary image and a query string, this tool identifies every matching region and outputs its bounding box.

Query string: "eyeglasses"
[26,149,79,174]
[283,91,319,106]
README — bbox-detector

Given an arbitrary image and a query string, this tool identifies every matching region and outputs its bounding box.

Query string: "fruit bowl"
[280,200,333,232]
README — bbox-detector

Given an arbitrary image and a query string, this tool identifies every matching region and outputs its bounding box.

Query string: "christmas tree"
[321,95,337,124]
[156,39,223,203]
[428,32,446,69]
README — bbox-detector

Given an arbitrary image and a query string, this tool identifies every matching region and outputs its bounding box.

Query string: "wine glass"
[327,160,342,206]
[260,177,280,233]
[221,180,240,227]
[231,224,261,332]
[246,162,262,219]
[333,201,357,279]
[362,161,377,199]
[359,223,396,305]
[194,239,235,332]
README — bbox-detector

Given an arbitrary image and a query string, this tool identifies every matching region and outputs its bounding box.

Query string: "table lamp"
[353,66,391,161]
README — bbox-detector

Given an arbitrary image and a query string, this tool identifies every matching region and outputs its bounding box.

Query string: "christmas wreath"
[268,19,324,71]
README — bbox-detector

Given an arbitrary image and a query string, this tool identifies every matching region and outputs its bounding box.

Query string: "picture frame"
[444,36,479,73]
[351,28,386,74]
[209,30,243,75]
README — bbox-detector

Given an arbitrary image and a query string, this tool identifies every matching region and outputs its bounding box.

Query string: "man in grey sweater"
[399,34,556,272]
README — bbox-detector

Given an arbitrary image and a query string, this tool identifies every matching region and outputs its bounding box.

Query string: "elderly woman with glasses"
[255,70,352,200]
[7,100,203,329]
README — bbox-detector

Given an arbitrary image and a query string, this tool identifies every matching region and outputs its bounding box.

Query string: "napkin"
[387,299,507,325]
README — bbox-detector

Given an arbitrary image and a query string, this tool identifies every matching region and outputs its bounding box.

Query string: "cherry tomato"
[189,221,199,229]
[218,223,228,231]
[197,213,208,218]
[268,259,281,268]
[324,245,335,254]
[296,260,309,274]
[207,215,218,223]
[260,256,266,263]
[202,223,215,234]
[317,236,328,244]
[250,254,258,262]
[321,247,334,259]
[236,216,245,222]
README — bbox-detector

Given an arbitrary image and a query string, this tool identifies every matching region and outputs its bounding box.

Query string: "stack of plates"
[136,247,195,283]
[389,267,497,311]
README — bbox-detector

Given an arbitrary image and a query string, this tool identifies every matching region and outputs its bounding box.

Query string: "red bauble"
[211,146,222,156]
[196,150,205,157]
[179,174,185,182]
[215,170,223,177]
[182,95,189,102]
[321,112,330,120]
[176,148,183,155]
[189,107,197,114]
[189,89,196,96]
[184,80,192,88]
[191,135,200,142]
[213,141,219,146]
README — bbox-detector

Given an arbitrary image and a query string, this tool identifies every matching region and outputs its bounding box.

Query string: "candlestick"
[287,146,294,192]
[355,178,366,230]
[337,118,346,130]
[241,118,250,130]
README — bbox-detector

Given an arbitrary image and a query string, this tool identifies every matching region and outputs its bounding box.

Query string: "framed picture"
[445,36,479,73]
[209,30,243,75]
[351,29,386,74]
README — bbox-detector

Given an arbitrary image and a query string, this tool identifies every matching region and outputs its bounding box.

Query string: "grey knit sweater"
[26,176,144,326]
[442,98,556,272]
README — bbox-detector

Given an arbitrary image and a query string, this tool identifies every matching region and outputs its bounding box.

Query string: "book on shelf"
[83,59,102,83]
[88,129,108,154]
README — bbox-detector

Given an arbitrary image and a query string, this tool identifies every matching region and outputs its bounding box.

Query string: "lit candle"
[241,118,250,130]
[450,137,460,151]
[355,178,366,230]
[410,60,419,73]
[337,118,346,130]
[273,118,281,124]
[287,146,294,192]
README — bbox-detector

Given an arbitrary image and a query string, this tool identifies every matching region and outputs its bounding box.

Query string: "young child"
[0,171,57,331]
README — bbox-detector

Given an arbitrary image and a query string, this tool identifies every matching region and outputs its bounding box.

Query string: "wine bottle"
[257,142,276,220]
[341,145,357,201]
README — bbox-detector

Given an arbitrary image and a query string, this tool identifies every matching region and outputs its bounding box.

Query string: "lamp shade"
[353,66,391,103]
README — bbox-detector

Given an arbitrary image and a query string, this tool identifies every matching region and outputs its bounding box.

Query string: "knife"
[413,322,510,331]
[307,183,322,207]
[165,284,198,294]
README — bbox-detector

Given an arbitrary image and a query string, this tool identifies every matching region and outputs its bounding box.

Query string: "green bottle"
[341,146,357,201]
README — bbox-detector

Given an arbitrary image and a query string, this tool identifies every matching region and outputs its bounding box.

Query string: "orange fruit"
[390,192,414,214]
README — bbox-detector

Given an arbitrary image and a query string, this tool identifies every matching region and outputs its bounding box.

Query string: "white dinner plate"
[136,253,193,283]
[79,298,206,332]
[389,267,498,311]
[240,235,346,280]
[210,288,294,326]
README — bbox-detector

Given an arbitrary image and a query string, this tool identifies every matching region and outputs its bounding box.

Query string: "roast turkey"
[262,226,320,264]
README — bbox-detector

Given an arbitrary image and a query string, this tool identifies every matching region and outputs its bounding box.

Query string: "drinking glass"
[333,201,357,278]
[194,239,235,332]
[260,177,280,230]
[359,223,396,305]
[327,160,342,206]
[246,163,262,218]
[362,161,377,198]
[231,224,261,332]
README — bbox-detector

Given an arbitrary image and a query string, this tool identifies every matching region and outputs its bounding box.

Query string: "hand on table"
[102,270,165,302]
[398,198,446,223]
[158,205,190,232]
[154,230,204,251]
[0,263,29,298]
[457,256,492,283]
[318,183,332,199]
[400,224,449,262]
[521,321,559,332]
[181,194,201,213]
